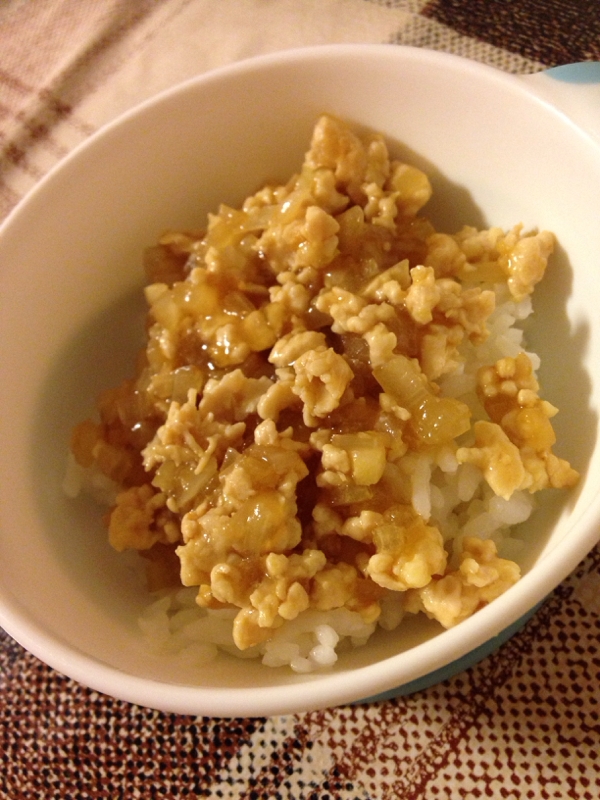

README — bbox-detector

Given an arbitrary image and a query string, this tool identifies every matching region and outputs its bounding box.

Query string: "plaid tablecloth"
[1,2,599,798]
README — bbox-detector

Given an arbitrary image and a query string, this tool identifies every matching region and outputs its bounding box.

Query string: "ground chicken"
[361,505,447,592]
[292,346,354,426]
[70,114,578,655]
[409,537,521,628]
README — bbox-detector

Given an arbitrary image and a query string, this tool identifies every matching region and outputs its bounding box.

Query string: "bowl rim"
[1,42,600,717]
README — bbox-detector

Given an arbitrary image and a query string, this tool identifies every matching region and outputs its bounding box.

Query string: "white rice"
[140,586,376,673]
[62,453,118,506]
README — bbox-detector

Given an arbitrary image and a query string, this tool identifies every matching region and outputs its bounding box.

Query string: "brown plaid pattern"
[1,1,599,797]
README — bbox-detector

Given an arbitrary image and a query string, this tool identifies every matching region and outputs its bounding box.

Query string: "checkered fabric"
[1,2,599,798]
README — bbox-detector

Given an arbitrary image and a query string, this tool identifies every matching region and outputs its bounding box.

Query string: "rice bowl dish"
[1,45,600,717]
[65,114,578,675]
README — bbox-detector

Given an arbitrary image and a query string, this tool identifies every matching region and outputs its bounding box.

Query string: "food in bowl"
[66,114,578,674]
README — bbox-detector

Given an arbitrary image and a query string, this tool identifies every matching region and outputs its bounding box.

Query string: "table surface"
[1,2,599,798]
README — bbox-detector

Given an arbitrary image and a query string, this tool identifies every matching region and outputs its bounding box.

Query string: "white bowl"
[1,45,600,717]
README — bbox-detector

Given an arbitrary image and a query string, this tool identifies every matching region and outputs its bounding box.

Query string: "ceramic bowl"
[1,45,600,717]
